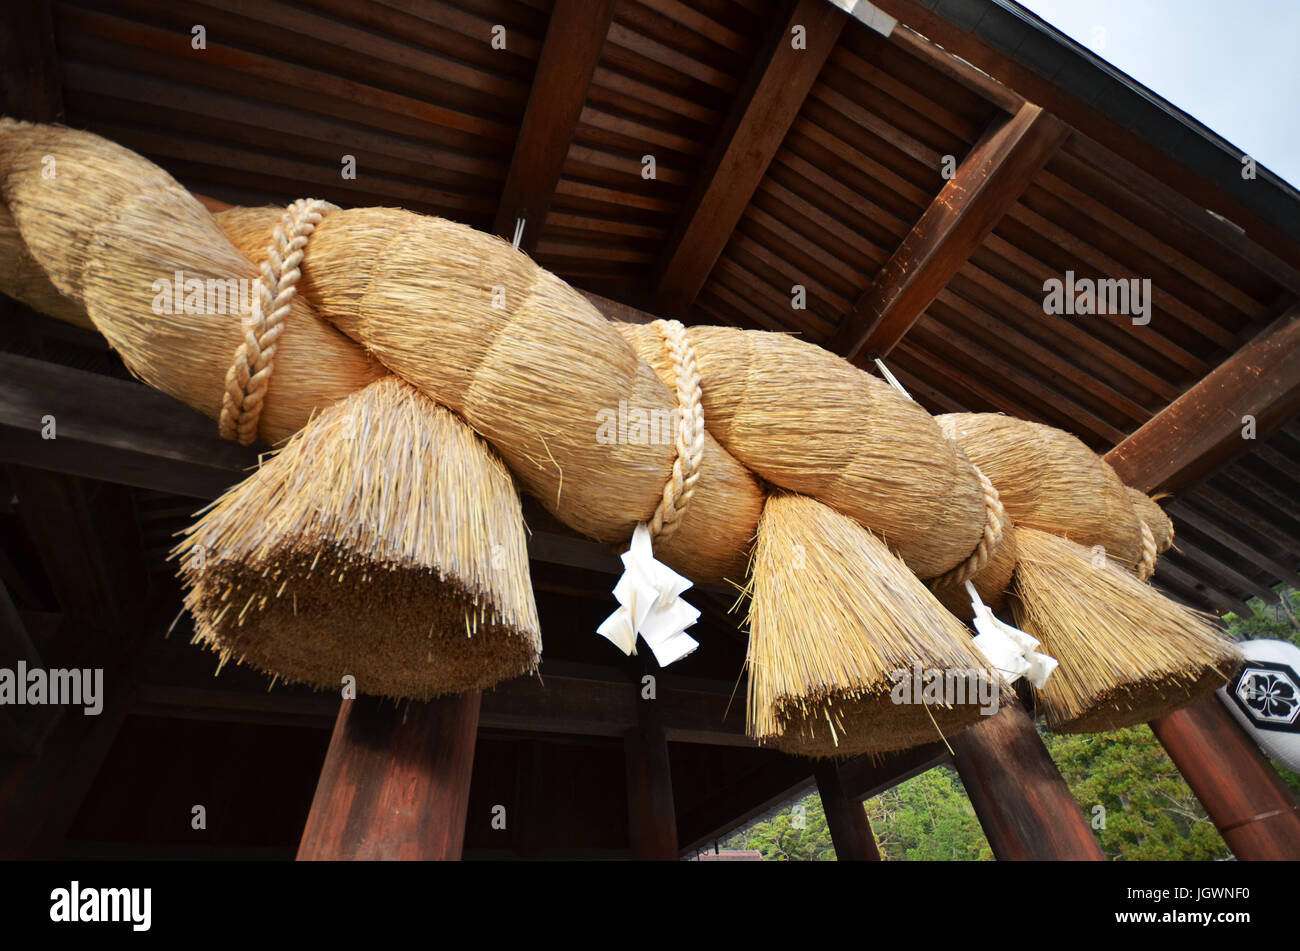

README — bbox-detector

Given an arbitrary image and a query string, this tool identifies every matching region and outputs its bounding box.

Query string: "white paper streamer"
[965,581,1058,688]
[597,523,700,666]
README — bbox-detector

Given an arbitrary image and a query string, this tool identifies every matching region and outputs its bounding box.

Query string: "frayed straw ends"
[173,377,540,699]
[1011,528,1240,733]
[746,493,1003,759]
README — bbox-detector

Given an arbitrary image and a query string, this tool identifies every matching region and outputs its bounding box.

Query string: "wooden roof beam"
[492,0,616,252]
[830,101,1070,361]
[1105,303,1300,494]
[654,0,847,314]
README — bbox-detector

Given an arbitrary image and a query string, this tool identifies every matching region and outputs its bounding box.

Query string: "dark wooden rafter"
[492,0,617,252]
[654,0,847,313]
[830,101,1070,361]
[864,0,1300,285]
[1105,303,1300,494]
[0,0,64,122]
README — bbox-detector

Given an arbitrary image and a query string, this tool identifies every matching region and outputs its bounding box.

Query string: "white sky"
[1017,0,1300,188]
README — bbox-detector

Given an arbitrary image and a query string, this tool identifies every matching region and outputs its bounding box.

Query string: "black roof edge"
[917,0,1300,245]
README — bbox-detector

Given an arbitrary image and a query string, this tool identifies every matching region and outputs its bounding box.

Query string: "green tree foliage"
[723,766,991,861]
[724,793,835,861]
[726,589,1300,860]
[865,767,992,860]
[1043,725,1229,860]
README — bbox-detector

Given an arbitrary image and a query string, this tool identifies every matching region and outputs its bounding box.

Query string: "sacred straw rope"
[219,198,334,445]
[934,466,1005,588]
[1136,520,1157,582]
[647,319,705,543]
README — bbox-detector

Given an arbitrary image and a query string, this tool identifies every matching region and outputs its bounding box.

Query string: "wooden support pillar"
[950,701,1105,860]
[1149,696,1300,860]
[814,762,881,861]
[297,692,481,861]
[625,692,678,861]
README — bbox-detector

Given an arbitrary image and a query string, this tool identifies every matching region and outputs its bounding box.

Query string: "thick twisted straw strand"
[934,467,1005,588]
[647,319,705,543]
[0,123,1179,590]
[219,198,333,445]
[1136,520,1157,583]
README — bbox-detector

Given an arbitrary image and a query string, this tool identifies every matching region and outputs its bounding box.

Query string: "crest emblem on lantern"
[1228,660,1300,733]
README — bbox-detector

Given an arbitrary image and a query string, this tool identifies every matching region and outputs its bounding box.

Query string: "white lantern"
[1218,639,1300,774]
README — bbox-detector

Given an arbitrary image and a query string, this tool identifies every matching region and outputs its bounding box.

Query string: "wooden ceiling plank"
[655,0,847,312]
[1195,485,1300,561]
[1168,501,1300,591]
[1153,557,1253,618]
[1105,304,1300,494]
[1169,535,1281,605]
[492,0,617,248]
[1,0,63,122]
[1064,134,1300,301]
[829,102,1070,361]
[953,263,1180,403]
[933,287,1151,424]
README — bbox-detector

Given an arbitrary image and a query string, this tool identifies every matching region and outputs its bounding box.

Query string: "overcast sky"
[1018,0,1300,188]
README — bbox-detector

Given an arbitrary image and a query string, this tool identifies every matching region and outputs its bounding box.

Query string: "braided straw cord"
[934,466,1005,588]
[219,198,334,445]
[1136,520,1157,582]
[648,319,705,543]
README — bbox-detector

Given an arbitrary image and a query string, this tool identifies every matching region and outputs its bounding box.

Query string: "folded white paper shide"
[965,581,1058,688]
[598,523,701,666]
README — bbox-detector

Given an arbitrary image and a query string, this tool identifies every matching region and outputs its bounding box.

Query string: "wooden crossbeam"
[492,0,616,252]
[0,350,622,574]
[1105,303,1300,494]
[830,102,1070,361]
[654,0,846,313]
[134,665,754,747]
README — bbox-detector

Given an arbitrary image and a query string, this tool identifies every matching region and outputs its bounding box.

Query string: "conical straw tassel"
[746,493,1006,759]
[172,377,540,699]
[1011,528,1240,733]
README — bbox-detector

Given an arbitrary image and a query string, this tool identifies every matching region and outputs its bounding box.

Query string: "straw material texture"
[618,323,987,580]
[218,205,762,584]
[1127,487,1174,553]
[1011,528,1240,733]
[173,376,540,699]
[747,492,1002,758]
[0,120,384,444]
[0,200,91,329]
[938,413,1148,571]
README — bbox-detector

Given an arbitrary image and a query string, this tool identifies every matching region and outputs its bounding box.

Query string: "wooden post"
[950,701,1105,860]
[814,762,881,861]
[625,691,678,861]
[1149,696,1300,860]
[297,692,481,861]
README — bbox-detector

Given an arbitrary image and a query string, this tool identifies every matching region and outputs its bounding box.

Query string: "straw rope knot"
[1136,519,1157,582]
[218,198,334,445]
[648,319,705,543]
[936,466,1005,588]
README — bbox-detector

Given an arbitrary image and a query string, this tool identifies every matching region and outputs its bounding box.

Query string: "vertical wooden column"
[950,700,1105,860]
[814,762,881,861]
[297,691,481,861]
[1150,696,1300,860]
[625,691,678,861]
